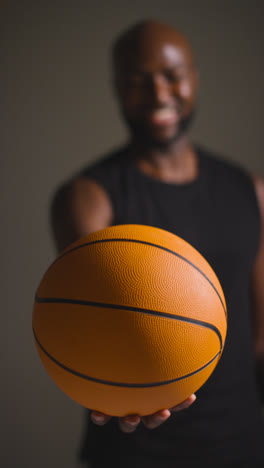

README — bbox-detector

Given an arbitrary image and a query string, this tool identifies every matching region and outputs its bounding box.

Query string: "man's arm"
[50,175,196,432]
[252,175,264,401]
[50,177,113,253]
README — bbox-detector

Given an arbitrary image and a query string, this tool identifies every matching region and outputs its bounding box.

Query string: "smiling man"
[52,20,264,468]
[113,23,198,152]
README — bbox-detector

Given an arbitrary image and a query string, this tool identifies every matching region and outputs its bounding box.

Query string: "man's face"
[114,30,199,149]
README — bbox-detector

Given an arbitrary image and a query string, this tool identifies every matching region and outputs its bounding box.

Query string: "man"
[51,20,264,468]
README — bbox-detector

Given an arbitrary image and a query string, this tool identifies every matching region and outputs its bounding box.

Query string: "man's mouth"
[148,107,179,126]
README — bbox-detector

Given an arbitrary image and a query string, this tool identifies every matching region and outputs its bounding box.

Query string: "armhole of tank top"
[246,172,262,255]
[78,148,130,224]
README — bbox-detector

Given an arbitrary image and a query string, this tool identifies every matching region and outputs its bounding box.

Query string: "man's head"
[112,20,199,150]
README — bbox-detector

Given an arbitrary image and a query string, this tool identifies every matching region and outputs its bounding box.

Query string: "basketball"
[33,224,227,416]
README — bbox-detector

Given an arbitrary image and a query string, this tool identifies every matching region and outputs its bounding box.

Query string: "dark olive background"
[3,2,263,467]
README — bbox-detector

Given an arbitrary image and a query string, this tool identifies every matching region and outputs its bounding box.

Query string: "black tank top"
[78,145,264,468]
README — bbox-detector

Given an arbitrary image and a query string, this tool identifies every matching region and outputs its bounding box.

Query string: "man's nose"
[148,74,172,105]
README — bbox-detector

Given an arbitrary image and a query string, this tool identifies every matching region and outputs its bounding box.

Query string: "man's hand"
[90,394,196,432]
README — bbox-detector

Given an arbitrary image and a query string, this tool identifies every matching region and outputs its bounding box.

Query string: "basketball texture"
[33,224,227,416]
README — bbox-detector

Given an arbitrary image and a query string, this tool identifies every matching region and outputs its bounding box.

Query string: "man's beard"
[121,109,196,152]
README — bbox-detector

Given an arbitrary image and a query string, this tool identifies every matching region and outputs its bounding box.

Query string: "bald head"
[112,20,196,74]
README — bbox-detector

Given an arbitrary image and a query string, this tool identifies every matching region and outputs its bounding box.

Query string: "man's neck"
[130,137,198,184]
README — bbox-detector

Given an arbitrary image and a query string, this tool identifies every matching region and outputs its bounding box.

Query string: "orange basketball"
[33,224,227,416]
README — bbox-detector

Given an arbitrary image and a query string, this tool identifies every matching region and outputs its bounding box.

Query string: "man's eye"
[125,74,146,86]
[165,70,187,83]
[165,72,184,82]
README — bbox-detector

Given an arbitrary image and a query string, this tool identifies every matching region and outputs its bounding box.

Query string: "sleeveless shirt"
[78,144,264,468]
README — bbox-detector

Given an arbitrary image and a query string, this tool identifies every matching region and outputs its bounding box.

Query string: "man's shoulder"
[51,144,129,213]
[196,145,259,217]
[196,144,251,182]
[80,144,130,177]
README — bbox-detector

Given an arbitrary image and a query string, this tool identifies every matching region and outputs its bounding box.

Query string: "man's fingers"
[90,411,141,432]
[90,411,112,425]
[141,409,171,429]
[118,415,141,433]
[141,394,197,429]
[170,394,197,412]
[90,394,196,431]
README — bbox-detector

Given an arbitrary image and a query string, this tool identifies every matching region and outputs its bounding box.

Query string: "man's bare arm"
[252,175,264,401]
[50,177,113,253]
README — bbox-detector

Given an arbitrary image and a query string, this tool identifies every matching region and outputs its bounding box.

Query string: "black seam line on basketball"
[35,294,222,350]
[53,238,227,318]
[32,326,221,388]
